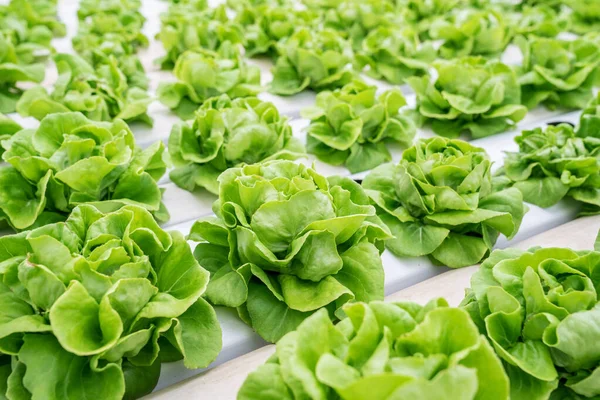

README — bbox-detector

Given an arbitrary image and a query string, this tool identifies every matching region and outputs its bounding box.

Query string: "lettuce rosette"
[157,4,243,69]
[301,80,416,173]
[157,47,262,120]
[0,113,21,157]
[354,27,436,85]
[0,204,222,400]
[270,27,355,96]
[515,36,600,110]
[461,243,600,400]
[0,112,168,231]
[0,12,54,65]
[512,5,569,38]
[0,33,44,114]
[568,0,600,34]
[363,137,527,268]
[16,53,153,125]
[77,0,143,20]
[396,0,468,37]
[578,92,600,138]
[189,160,392,342]
[168,95,305,194]
[239,298,509,400]
[408,57,527,139]
[6,0,66,38]
[429,9,514,59]
[497,124,600,213]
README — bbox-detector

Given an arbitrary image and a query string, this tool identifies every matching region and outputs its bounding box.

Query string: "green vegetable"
[0,112,168,231]
[168,95,305,194]
[6,0,66,38]
[396,0,467,37]
[77,0,142,20]
[511,5,569,38]
[157,3,243,69]
[429,9,514,59]
[0,204,222,400]
[238,298,510,400]
[497,123,600,214]
[568,0,600,34]
[408,57,527,139]
[0,32,44,113]
[189,160,391,342]
[16,53,153,125]
[461,243,600,400]
[363,137,527,268]
[0,113,21,157]
[301,80,416,173]
[515,35,600,110]
[157,46,262,120]
[0,11,54,65]
[578,92,600,139]
[269,27,355,96]
[354,27,435,85]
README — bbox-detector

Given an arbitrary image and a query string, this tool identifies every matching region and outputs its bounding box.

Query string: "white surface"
[1,0,588,394]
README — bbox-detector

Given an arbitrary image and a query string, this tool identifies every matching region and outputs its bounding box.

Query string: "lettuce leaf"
[515,35,600,110]
[269,27,355,96]
[461,243,600,400]
[511,5,569,38]
[498,123,600,212]
[363,137,527,268]
[189,160,392,342]
[408,57,527,139]
[578,92,600,139]
[0,204,222,400]
[239,298,510,400]
[16,53,153,125]
[396,0,468,37]
[0,112,168,231]
[0,113,21,158]
[568,0,600,34]
[168,95,305,194]
[157,46,262,120]
[301,80,416,173]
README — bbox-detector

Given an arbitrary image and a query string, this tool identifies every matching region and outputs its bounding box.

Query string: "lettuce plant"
[77,0,143,20]
[157,3,243,69]
[497,124,600,213]
[189,160,391,342]
[269,27,355,96]
[0,33,44,113]
[354,27,436,85]
[461,244,600,400]
[363,137,526,268]
[168,95,305,194]
[0,113,21,157]
[578,92,600,138]
[395,0,467,36]
[0,12,54,65]
[429,9,514,59]
[6,0,66,38]
[16,53,153,125]
[0,112,168,231]
[408,57,527,139]
[0,204,222,400]
[511,5,569,37]
[568,0,600,34]
[301,80,416,173]
[157,47,262,120]
[238,298,510,400]
[515,36,600,110]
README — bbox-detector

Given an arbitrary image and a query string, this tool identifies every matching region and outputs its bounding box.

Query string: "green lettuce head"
[0,32,45,113]
[578,92,600,139]
[157,46,262,120]
[0,204,222,400]
[396,0,468,36]
[408,57,527,139]
[269,27,355,96]
[157,3,243,69]
[168,95,305,194]
[568,0,600,34]
[515,35,600,110]
[77,0,143,20]
[189,160,392,342]
[498,123,600,213]
[354,27,436,85]
[301,80,416,173]
[0,12,54,65]
[430,9,514,59]
[238,298,510,400]
[461,243,600,400]
[0,113,21,157]
[363,137,527,268]
[511,5,569,38]
[0,112,168,231]
[6,0,66,38]
[16,53,153,125]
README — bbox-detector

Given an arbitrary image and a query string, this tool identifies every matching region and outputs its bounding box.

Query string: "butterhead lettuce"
[0,204,222,400]
[301,80,416,173]
[363,137,527,268]
[461,244,600,400]
[168,95,305,194]
[189,160,392,342]
[408,57,527,139]
[238,298,510,400]
[0,112,168,231]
